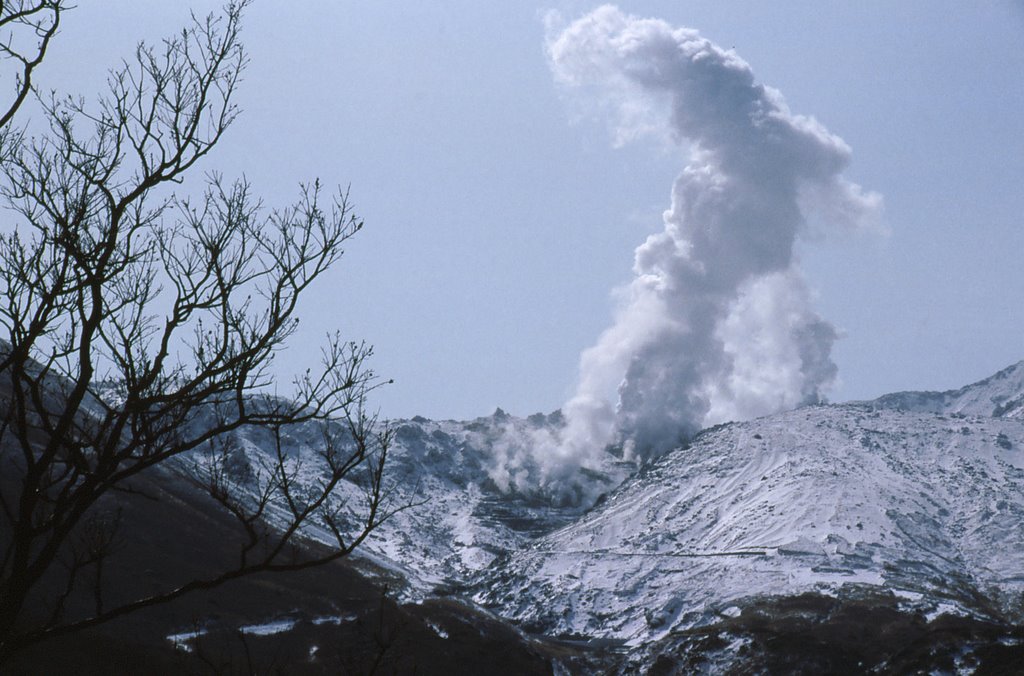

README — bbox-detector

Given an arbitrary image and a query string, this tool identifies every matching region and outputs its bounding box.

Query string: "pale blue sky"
[39,2,1024,419]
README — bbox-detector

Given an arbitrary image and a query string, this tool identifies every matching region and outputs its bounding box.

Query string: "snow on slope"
[345,412,596,588]
[474,404,1024,645]
[201,408,623,593]
[868,360,1024,418]
[176,360,1024,665]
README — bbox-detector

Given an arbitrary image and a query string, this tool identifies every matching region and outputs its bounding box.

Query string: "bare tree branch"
[0,1,398,662]
[0,1,65,129]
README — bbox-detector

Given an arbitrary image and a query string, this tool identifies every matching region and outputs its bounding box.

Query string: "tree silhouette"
[0,1,393,662]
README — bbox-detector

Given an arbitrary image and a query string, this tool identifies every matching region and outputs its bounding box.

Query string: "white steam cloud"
[490,6,880,503]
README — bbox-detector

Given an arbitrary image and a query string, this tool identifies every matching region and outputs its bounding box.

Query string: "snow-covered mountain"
[867,360,1024,418]
[473,405,1024,652]
[213,364,1024,671]
[206,408,625,593]
[327,411,601,589]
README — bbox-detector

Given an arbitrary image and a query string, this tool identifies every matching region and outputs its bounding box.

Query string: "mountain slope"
[214,409,607,594]
[473,404,1024,663]
[1,444,566,675]
[868,360,1024,418]
[32,360,1023,672]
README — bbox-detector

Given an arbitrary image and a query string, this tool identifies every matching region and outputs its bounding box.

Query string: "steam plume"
[491,6,879,501]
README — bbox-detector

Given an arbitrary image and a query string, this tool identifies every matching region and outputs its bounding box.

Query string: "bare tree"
[0,1,394,662]
[0,1,63,129]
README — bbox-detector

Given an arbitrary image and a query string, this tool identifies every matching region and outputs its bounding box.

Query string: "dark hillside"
[1,462,560,674]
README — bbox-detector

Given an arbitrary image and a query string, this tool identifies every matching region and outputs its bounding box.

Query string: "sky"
[32,1,1024,421]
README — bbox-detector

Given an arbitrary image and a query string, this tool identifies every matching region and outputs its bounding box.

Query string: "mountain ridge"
[340,362,1024,670]
[9,357,1024,671]
[865,360,1024,418]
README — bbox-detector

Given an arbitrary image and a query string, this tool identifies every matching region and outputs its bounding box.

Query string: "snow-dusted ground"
[474,404,1024,644]
[868,360,1024,418]
[193,409,602,595]
[350,413,592,588]
[180,360,1024,664]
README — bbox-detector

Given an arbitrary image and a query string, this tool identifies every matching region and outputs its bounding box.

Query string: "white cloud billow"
[492,6,880,502]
